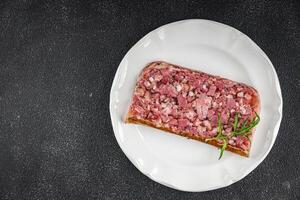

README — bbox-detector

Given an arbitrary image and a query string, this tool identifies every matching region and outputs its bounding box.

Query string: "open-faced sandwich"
[125,61,260,159]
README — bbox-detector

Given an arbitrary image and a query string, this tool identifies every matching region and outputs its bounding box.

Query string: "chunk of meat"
[158,84,177,97]
[207,85,217,96]
[193,95,212,119]
[236,136,251,151]
[178,118,190,130]
[177,94,188,108]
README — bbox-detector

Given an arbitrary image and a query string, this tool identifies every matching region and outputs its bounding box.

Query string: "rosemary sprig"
[205,112,260,159]
[232,112,260,137]
[206,113,228,160]
[219,138,228,160]
[233,112,239,132]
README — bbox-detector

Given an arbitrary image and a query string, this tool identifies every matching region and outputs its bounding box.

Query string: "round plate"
[109,19,282,192]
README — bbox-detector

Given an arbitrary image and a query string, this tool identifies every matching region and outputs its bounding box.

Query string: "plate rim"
[109,19,283,192]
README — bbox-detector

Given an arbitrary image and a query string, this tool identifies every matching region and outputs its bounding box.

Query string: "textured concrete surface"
[0,0,299,199]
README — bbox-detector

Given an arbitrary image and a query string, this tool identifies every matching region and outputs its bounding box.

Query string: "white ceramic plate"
[109,19,282,192]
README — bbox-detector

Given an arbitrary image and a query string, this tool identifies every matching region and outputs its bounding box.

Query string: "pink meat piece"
[209,114,218,126]
[194,95,212,119]
[135,88,145,96]
[178,118,190,130]
[162,105,172,115]
[169,119,178,125]
[207,109,215,118]
[190,127,198,135]
[207,85,217,96]
[154,74,163,81]
[221,111,229,124]
[215,80,224,90]
[158,84,177,97]
[240,105,252,115]
[174,71,185,81]
[161,68,170,84]
[177,94,188,108]
[170,108,179,117]
[134,105,144,114]
[161,114,171,123]
[203,120,212,130]
[184,110,196,120]
[236,135,251,151]
[227,98,236,109]
[191,77,203,88]
[223,79,235,88]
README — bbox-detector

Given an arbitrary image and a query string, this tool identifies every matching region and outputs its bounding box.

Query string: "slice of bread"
[125,61,260,157]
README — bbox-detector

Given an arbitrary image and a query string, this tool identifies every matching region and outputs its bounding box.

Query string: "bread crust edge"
[125,115,249,157]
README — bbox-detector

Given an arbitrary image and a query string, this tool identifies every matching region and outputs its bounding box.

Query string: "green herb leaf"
[219,138,228,160]
[205,113,228,159]
[217,112,222,137]
[233,113,239,132]
[205,112,260,160]
[240,118,249,130]
[234,112,260,136]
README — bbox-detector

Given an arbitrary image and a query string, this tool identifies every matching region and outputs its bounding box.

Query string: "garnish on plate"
[205,113,228,160]
[232,112,260,137]
[206,112,260,159]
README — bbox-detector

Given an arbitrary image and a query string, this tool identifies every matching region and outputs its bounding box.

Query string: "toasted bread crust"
[125,114,249,157]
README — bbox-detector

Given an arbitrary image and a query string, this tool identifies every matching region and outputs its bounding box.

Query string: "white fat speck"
[212,128,217,134]
[176,84,182,92]
[197,126,206,133]
[237,92,244,97]
[240,106,246,114]
[89,93,93,97]
[228,139,234,145]
[144,81,151,87]
[245,93,252,100]
[227,94,233,99]
[203,120,212,130]
[212,102,218,108]
[149,77,154,82]
[189,91,194,96]
[203,84,207,89]
[194,119,201,126]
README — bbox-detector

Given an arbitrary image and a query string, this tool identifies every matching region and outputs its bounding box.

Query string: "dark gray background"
[0,0,299,199]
